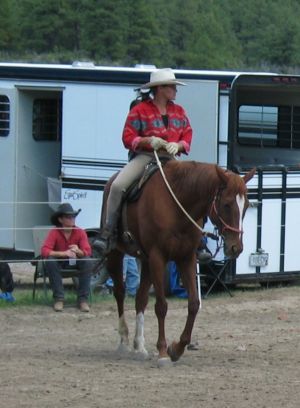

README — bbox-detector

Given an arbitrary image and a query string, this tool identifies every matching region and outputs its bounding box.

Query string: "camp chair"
[203,259,233,298]
[32,226,82,300]
[196,255,233,299]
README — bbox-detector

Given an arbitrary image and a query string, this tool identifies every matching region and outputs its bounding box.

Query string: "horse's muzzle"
[224,243,243,259]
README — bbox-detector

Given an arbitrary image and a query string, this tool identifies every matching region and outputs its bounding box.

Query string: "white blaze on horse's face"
[236,194,245,239]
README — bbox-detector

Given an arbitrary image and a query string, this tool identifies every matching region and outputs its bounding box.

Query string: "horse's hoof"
[133,350,150,361]
[187,341,200,351]
[157,357,173,368]
[167,343,180,362]
[117,343,130,354]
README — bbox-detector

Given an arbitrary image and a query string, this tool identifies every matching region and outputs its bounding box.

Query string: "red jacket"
[41,227,92,258]
[122,99,192,154]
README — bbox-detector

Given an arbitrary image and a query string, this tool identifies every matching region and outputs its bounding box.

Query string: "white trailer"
[1,62,300,283]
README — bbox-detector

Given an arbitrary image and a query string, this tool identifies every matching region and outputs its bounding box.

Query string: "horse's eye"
[223,203,231,210]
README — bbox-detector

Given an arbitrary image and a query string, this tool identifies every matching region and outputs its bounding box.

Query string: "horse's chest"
[163,231,199,256]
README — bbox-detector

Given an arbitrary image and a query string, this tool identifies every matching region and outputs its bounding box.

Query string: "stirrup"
[93,237,111,254]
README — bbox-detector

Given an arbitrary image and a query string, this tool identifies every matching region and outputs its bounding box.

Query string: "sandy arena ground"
[1,263,300,408]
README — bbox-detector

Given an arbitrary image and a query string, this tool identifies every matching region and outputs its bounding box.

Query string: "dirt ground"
[1,264,300,408]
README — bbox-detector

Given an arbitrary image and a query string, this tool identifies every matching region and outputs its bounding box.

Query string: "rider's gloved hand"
[150,136,167,150]
[166,142,180,156]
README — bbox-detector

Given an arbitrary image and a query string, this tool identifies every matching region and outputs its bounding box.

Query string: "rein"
[154,150,209,235]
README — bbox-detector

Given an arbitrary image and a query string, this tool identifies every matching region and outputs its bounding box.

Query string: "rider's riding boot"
[93,224,116,255]
[93,197,123,256]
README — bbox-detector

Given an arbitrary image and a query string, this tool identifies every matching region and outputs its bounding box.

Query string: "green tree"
[81,0,128,63]
[17,0,85,54]
[168,0,241,69]
[228,0,300,70]
[0,0,14,50]
[4,0,300,72]
[124,0,168,66]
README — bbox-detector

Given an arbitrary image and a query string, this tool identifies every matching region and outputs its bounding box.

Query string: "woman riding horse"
[93,68,256,366]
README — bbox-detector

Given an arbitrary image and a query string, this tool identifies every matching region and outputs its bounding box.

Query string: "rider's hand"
[166,142,180,155]
[149,136,167,150]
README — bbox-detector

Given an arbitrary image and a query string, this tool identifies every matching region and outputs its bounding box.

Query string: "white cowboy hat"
[140,68,186,89]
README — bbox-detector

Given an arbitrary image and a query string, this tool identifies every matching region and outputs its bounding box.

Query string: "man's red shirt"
[41,227,92,258]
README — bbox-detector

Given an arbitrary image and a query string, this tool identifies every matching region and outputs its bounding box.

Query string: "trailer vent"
[0,95,10,137]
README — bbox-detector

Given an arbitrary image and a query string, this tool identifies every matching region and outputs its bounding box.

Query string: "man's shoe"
[53,301,64,312]
[79,302,90,313]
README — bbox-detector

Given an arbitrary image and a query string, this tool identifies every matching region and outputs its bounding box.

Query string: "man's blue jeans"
[123,256,140,296]
[45,257,91,302]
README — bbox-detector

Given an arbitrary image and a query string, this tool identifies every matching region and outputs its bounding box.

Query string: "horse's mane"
[166,161,218,197]
[165,161,247,196]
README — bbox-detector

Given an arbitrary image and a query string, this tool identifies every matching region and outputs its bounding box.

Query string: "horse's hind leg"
[147,252,171,365]
[107,251,129,352]
[167,256,200,362]
[133,260,151,357]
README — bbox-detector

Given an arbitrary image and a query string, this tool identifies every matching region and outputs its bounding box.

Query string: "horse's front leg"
[167,254,200,362]
[148,251,170,366]
[107,251,129,352]
[133,259,151,358]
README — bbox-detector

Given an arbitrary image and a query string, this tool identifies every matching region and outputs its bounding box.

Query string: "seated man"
[0,262,15,302]
[41,203,91,312]
[105,254,140,297]
[123,254,140,296]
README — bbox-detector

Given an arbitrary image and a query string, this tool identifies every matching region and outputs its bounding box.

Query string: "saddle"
[124,157,170,203]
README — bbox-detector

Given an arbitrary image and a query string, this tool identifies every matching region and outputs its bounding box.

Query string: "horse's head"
[209,167,256,259]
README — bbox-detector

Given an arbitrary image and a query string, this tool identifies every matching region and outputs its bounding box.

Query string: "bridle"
[154,150,243,236]
[209,188,244,235]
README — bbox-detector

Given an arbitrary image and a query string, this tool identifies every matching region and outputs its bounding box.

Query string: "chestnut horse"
[98,160,255,366]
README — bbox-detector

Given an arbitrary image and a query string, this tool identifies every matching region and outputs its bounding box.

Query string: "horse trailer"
[1,62,300,284]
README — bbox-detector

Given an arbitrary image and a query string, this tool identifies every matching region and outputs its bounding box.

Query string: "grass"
[2,279,299,309]
[0,283,117,309]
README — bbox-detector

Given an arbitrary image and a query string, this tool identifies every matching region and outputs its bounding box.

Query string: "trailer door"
[0,88,16,250]
[229,74,300,280]
[14,87,62,252]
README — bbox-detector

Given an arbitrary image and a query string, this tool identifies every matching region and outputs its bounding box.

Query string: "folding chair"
[32,226,81,300]
[197,257,233,298]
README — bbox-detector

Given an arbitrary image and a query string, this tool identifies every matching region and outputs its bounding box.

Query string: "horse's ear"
[243,167,256,184]
[215,165,229,185]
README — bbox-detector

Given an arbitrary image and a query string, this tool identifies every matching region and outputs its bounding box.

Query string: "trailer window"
[33,98,62,141]
[0,95,10,137]
[238,105,300,148]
